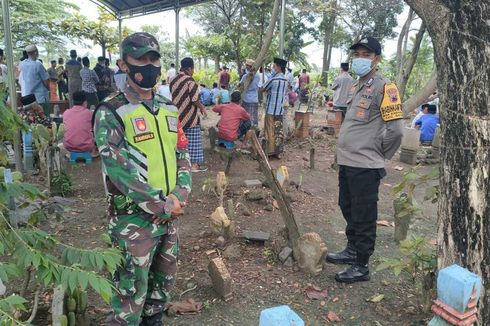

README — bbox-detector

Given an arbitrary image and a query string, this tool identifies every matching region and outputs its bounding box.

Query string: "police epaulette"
[104,91,129,108]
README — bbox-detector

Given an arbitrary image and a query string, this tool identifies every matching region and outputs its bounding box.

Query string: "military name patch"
[380,83,403,121]
[134,132,155,143]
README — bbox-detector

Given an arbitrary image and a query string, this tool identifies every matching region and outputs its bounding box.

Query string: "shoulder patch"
[104,92,129,109]
[380,83,403,122]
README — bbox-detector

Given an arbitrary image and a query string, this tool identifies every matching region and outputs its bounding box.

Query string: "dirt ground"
[32,105,438,325]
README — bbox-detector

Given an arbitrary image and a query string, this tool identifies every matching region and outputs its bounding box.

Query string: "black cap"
[73,91,87,105]
[181,57,194,69]
[273,57,288,68]
[350,36,382,55]
[21,94,37,107]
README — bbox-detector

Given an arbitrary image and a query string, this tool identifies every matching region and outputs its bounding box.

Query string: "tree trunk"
[398,22,427,100]
[402,69,437,116]
[320,1,337,85]
[101,43,107,58]
[239,0,281,94]
[214,57,220,73]
[396,8,414,85]
[405,1,490,323]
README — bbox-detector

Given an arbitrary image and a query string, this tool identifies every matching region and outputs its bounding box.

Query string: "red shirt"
[62,105,94,152]
[213,103,251,141]
[299,73,310,90]
[219,71,230,88]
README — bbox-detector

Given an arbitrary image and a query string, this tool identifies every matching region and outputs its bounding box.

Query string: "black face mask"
[126,62,161,90]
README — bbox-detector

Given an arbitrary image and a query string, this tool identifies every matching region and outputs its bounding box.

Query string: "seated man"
[415,104,439,144]
[219,85,231,104]
[156,79,172,100]
[62,91,96,155]
[411,103,430,128]
[211,82,220,104]
[212,91,252,148]
[199,84,213,106]
[19,94,51,127]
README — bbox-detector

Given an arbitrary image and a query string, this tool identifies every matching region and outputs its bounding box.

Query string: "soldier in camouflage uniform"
[93,32,192,326]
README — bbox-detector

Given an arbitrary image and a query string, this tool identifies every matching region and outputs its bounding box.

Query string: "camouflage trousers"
[106,213,179,325]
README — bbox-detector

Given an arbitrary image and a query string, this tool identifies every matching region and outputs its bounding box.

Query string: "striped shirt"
[170,72,200,129]
[80,67,99,93]
[264,72,288,116]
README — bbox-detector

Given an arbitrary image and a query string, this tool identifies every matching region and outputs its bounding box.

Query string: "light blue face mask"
[271,67,277,75]
[352,58,373,77]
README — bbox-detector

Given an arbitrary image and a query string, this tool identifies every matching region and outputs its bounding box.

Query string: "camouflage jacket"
[93,86,192,220]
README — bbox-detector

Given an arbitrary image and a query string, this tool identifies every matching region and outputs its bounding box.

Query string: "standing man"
[239,59,260,126]
[298,68,310,104]
[56,58,67,101]
[94,56,111,101]
[326,37,403,283]
[331,62,354,121]
[166,63,176,83]
[262,57,288,158]
[65,50,82,105]
[80,57,100,108]
[0,49,8,95]
[170,57,208,172]
[219,65,230,89]
[19,45,50,115]
[47,60,59,101]
[93,32,191,325]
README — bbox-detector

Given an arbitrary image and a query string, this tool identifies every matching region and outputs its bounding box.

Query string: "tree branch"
[396,8,414,80]
[402,69,437,115]
[398,22,427,98]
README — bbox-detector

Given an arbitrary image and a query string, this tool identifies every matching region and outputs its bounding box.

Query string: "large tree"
[405,0,489,322]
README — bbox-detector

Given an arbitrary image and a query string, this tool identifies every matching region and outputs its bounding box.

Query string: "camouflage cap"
[122,32,160,59]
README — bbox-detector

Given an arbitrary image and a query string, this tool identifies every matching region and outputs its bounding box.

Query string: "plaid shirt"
[80,67,99,93]
[264,72,288,116]
[170,72,200,129]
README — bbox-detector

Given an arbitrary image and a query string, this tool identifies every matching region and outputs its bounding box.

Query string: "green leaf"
[78,272,89,290]
[68,270,78,293]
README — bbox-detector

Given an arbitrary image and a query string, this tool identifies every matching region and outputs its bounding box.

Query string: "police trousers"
[107,214,178,325]
[338,165,386,264]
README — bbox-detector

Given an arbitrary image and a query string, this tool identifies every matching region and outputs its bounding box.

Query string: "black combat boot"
[334,263,370,283]
[325,243,357,265]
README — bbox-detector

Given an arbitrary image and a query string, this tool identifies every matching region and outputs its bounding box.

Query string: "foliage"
[376,236,437,283]
[0,0,78,58]
[59,8,132,58]
[140,25,182,70]
[51,171,73,197]
[192,68,239,90]
[391,166,439,218]
[0,126,122,323]
[0,98,27,166]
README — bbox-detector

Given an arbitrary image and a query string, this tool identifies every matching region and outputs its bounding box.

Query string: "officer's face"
[352,47,380,67]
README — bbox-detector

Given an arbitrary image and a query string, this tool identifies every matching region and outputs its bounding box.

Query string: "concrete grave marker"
[207,250,233,302]
[275,166,289,188]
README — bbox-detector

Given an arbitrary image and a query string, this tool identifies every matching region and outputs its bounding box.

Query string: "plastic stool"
[217,139,235,150]
[69,151,92,164]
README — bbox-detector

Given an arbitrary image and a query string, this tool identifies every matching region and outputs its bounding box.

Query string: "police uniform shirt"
[336,72,404,169]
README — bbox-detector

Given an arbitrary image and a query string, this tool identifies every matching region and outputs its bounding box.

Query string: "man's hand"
[152,194,185,224]
[200,107,208,118]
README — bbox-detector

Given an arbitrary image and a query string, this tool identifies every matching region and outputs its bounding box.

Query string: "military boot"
[325,243,357,265]
[140,311,164,326]
[335,263,370,283]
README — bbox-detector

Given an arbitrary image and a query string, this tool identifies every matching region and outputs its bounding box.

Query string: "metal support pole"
[2,0,22,171]
[118,16,123,58]
[175,7,180,70]
[279,0,286,59]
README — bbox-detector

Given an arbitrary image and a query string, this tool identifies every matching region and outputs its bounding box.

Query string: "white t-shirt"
[167,68,176,81]
[157,84,172,100]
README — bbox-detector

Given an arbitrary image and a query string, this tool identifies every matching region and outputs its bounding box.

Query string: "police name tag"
[167,116,178,133]
[380,83,403,121]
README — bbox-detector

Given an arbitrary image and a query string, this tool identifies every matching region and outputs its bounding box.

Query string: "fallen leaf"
[332,297,339,302]
[394,166,404,171]
[327,311,341,322]
[336,230,345,235]
[383,183,392,187]
[166,298,203,316]
[367,294,385,303]
[304,284,328,300]
[272,200,279,209]
[377,220,391,227]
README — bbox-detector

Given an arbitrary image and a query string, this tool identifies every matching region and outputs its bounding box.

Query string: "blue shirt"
[200,87,213,105]
[264,72,288,116]
[220,89,230,104]
[20,58,49,102]
[211,88,220,104]
[239,72,260,104]
[416,114,440,142]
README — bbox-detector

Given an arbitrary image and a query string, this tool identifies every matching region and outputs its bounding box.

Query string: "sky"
[69,0,417,70]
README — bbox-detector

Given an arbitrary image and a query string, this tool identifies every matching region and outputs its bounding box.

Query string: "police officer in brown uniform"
[326,37,404,283]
